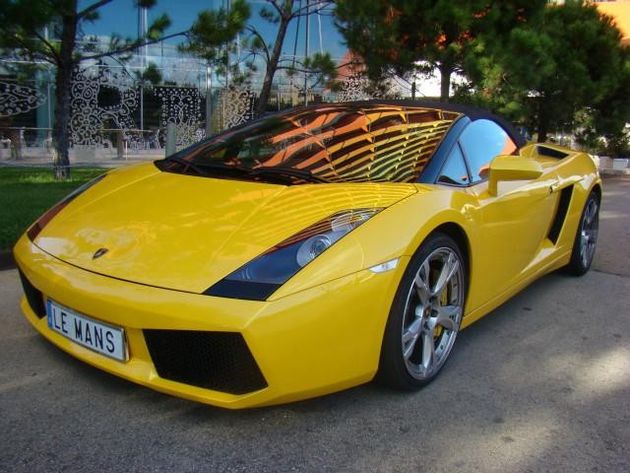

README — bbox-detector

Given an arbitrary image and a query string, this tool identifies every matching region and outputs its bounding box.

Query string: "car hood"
[33,163,417,294]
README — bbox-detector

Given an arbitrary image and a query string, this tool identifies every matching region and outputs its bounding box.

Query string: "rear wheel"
[377,233,466,389]
[566,192,599,276]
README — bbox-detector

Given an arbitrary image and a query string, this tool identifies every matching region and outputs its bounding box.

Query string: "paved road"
[1,179,628,473]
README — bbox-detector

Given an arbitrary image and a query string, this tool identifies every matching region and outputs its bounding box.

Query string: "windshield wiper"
[163,158,327,184]
[191,161,252,175]
[166,157,251,176]
[164,156,207,176]
[249,166,329,183]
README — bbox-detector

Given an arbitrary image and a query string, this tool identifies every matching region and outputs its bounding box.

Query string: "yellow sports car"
[14,101,601,408]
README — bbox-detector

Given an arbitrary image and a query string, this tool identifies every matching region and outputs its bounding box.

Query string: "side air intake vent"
[548,186,574,244]
[144,330,267,395]
[536,145,568,159]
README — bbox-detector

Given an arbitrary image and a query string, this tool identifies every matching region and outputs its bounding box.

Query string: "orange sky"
[596,1,630,45]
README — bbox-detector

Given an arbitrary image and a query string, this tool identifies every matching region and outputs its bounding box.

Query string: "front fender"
[271,185,476,300]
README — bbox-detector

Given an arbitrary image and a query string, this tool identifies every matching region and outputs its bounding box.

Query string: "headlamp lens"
[205,208,383,300]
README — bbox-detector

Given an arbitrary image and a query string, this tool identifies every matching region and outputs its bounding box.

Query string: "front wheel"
[377,233,466,390]
[566,191,600,276]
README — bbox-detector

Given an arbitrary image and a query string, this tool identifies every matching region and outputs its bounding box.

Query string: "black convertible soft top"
[343,99,527,149]
[163,99,525,185]
[211,98,527,150]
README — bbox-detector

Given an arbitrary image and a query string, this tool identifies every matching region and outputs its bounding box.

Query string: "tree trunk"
[439,64,452,102]
[537,120,548,143]
[255,5,292,117]
[52,7,78,180]
[536,98,549,143]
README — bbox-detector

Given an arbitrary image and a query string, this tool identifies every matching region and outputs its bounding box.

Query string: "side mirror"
[488,156,543,196]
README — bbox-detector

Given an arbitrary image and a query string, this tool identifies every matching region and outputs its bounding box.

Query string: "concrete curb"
[0,250,15,271]
[601,169,630,178]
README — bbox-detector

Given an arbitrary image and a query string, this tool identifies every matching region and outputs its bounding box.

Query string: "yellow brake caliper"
[434,288,449,340]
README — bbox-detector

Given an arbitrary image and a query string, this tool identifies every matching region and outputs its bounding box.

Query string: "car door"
[437,119,560,312]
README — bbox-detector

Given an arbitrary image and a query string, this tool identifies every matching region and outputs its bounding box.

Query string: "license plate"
[46,299,127,362]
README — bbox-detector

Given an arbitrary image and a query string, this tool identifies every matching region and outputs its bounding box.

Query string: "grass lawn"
[0,167,107,251]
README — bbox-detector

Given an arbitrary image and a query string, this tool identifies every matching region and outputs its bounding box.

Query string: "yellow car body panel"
[13,116,601,409]
[15,235,409,408]
[462,145,601,325]
[33,162,417,294]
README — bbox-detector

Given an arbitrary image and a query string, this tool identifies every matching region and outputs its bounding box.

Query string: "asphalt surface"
[1,178,628,473]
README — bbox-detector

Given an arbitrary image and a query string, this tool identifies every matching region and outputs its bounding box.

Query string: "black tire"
[565,191,600,276]
[377,233,466,390]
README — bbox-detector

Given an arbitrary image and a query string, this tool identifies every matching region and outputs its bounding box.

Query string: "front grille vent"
[18,269,46,319]
[144,330,267,395]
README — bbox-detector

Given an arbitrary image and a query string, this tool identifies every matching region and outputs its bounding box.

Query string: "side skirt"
[461,251,571,330]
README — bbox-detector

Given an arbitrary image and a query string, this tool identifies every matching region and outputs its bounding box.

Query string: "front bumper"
[14,235,406,409]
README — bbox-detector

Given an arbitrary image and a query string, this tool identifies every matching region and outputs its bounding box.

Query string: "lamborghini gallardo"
[14,101,601,408]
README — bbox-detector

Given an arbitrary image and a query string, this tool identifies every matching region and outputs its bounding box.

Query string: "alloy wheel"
[400,247,464,380]
[579,198,599,269]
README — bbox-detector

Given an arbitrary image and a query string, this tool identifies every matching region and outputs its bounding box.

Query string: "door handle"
[550,176,583,193]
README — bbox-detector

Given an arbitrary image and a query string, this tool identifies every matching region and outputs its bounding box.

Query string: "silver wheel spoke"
[403,340,416,361]
[580,235,588,254]
[421,331,435,371]
[586,201,597,224]
[585,206,592,224]
[582,245,589,266]
[402,318,422,345]
[579,198,599,268]
[432,253,459,296]
[434,305,460,331]
[402,318,422,360]
[414,261,431,302]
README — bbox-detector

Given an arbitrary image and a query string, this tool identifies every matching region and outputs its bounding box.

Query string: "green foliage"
[147,13,171,41]
[0,0,173,66]
[259,5,279,24]
[0,167,106,250]
[179,0,250,71]
[462,0,629,143]
[0,0,60,64]
[334,0,546,99]
[605,130,630,158]
[245,0,336,111]
[585,47,630,152]
[297,52,337,89]
[134,61,162,86]
[182,0,336,113]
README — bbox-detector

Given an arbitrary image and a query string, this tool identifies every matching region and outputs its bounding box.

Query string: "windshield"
[158,104,460,184]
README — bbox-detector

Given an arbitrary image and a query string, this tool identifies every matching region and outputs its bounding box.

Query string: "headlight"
[26,173,107,241]
[205,208,382,300]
